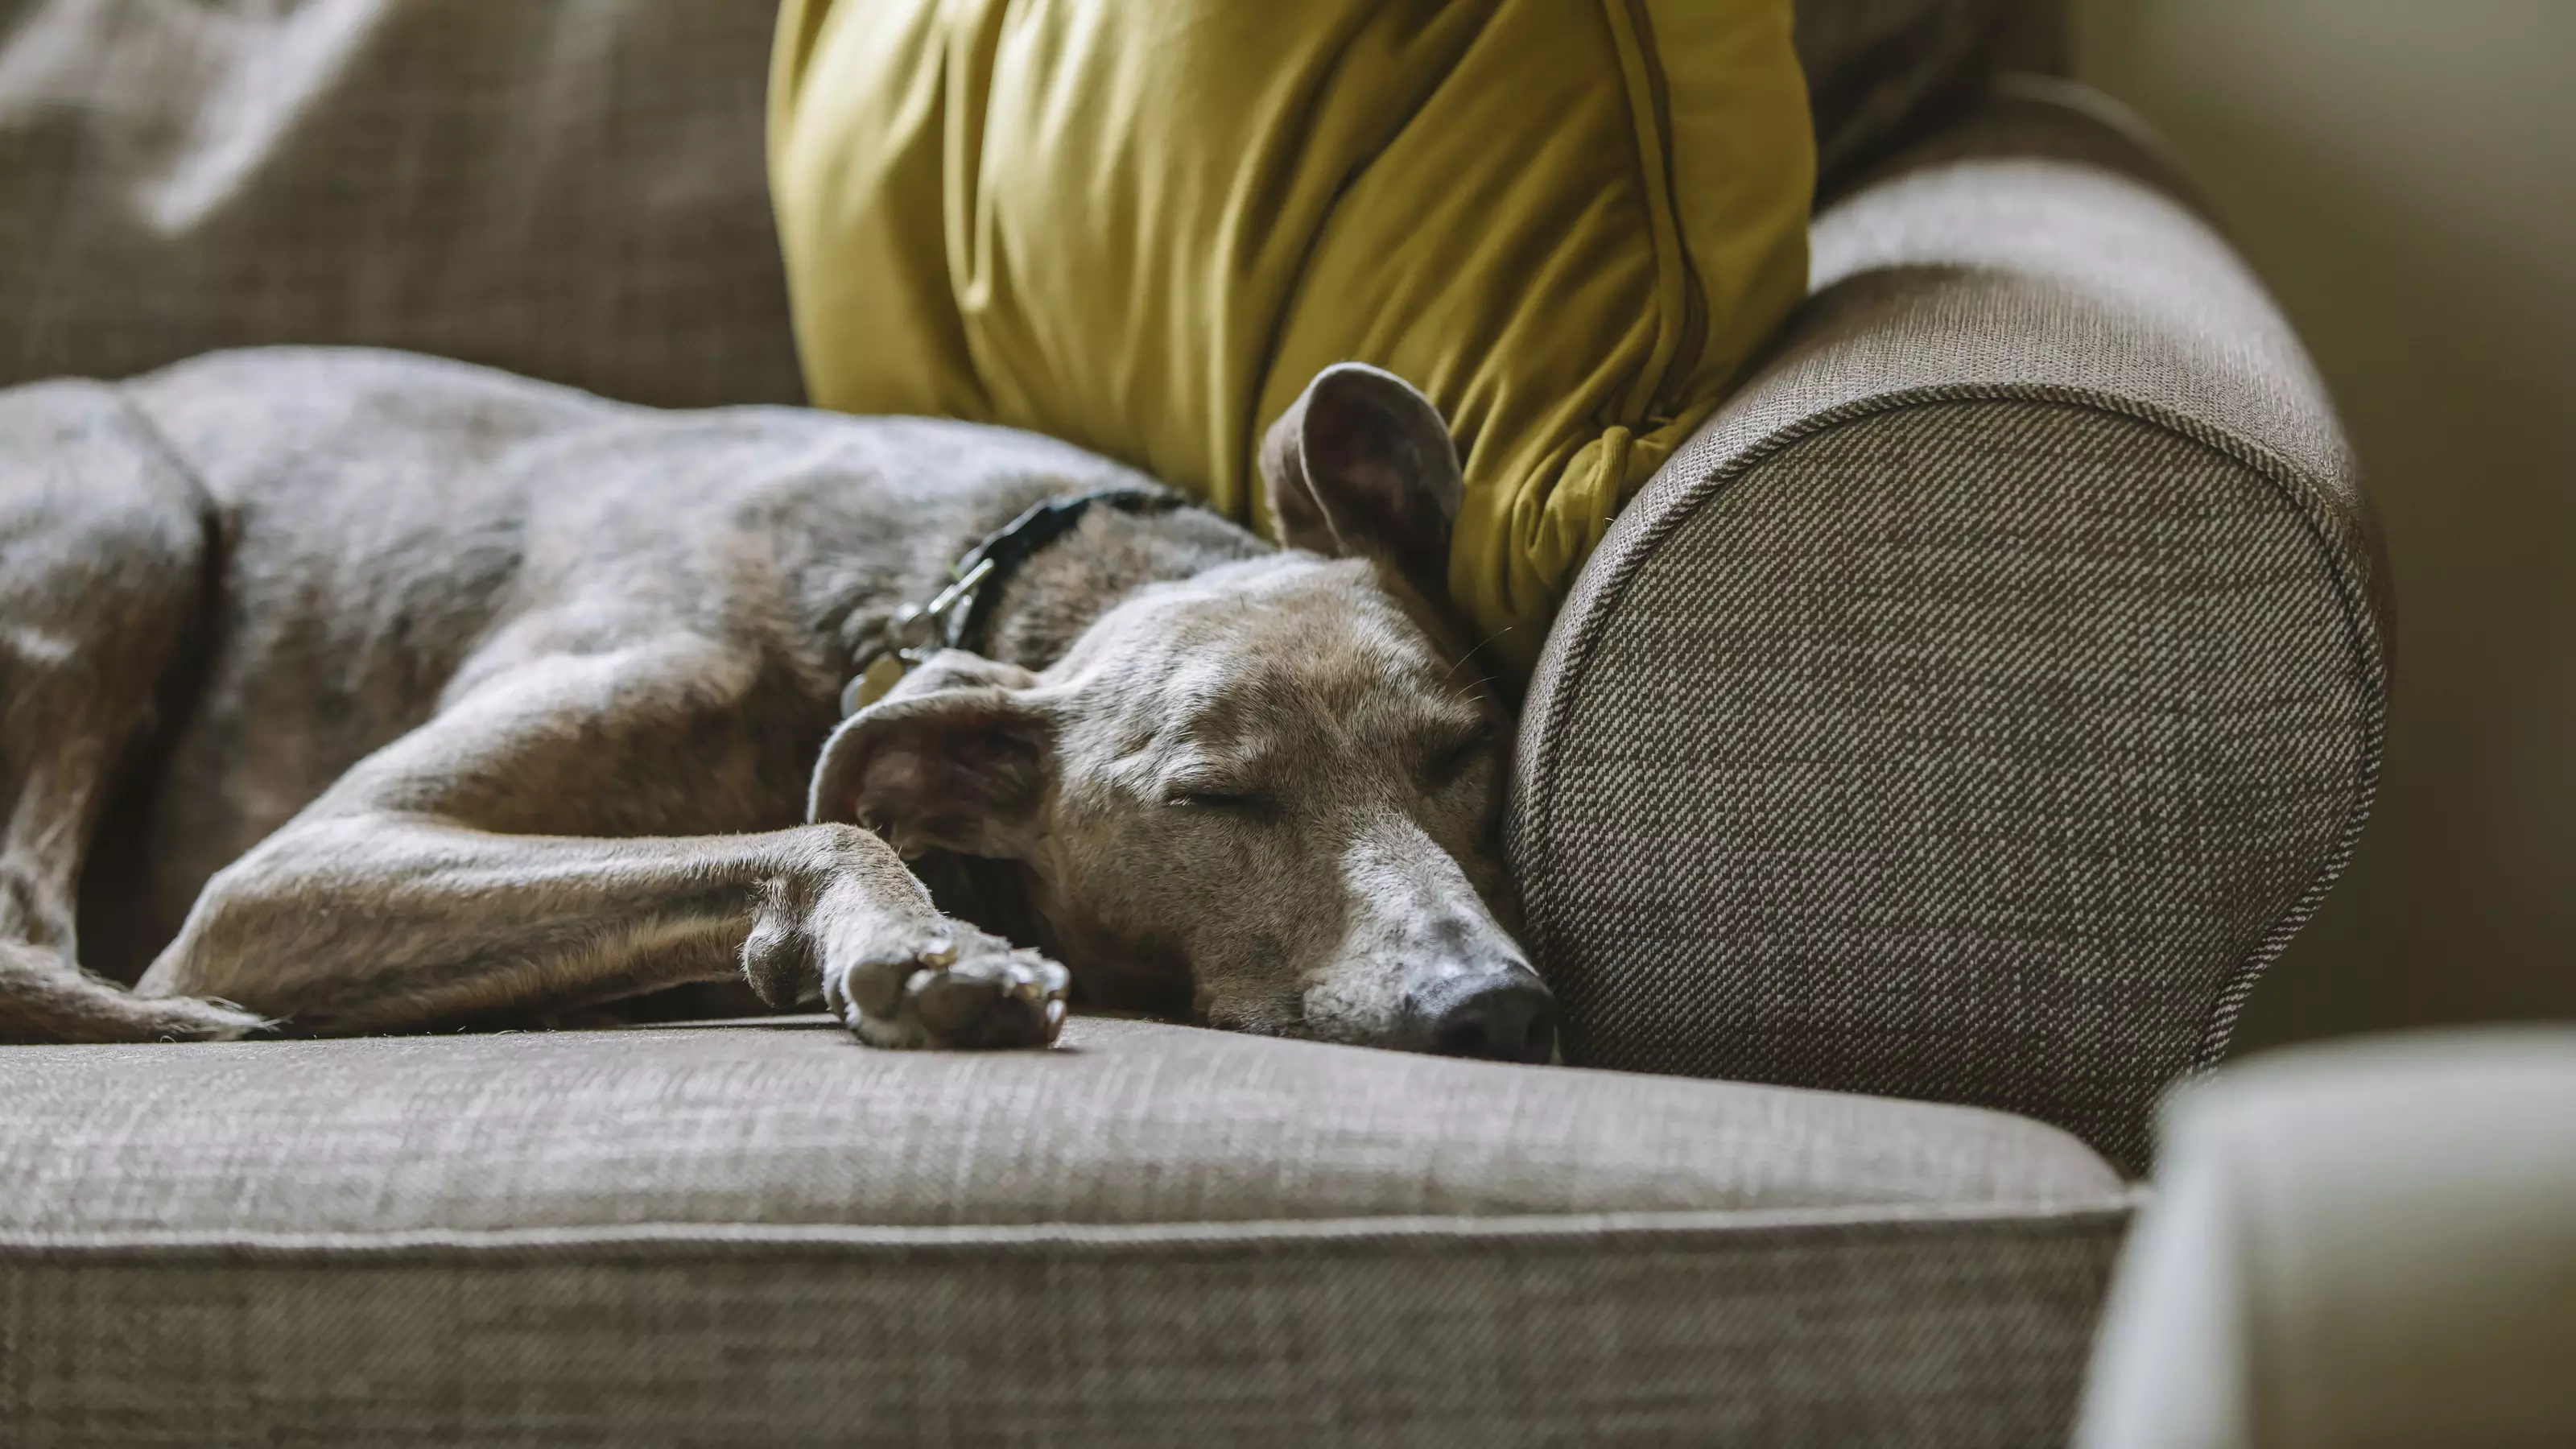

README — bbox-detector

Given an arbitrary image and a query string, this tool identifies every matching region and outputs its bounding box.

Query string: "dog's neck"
[963,502,1274,672]
[874,501,1265,1009]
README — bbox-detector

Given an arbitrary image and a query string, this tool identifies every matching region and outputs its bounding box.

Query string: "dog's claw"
[830,926,1069,1050]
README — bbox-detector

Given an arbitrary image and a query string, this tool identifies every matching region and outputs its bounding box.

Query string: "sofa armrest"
[1509,80,2391,1174]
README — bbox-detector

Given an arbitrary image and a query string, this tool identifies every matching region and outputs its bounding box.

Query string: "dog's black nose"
[1418,976,1557,1063]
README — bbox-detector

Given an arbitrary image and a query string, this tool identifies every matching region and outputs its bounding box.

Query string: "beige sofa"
[0,4,2385,1444]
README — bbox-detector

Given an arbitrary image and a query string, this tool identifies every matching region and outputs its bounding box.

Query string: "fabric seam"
[0,1197,2142,1266]
[1598,0,1693,426]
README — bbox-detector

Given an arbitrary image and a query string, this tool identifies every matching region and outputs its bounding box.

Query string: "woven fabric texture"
[5,1212,2131,1448]
[0,1016,2119,1236]
[0,0,798,407]
[1511,90,2388,1174]
[1794,0,2023,187]
[1,1018,2132,1447]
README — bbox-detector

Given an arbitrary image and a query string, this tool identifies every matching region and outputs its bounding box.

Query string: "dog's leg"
[132,643,1065,1045]
[0,383,266,1042]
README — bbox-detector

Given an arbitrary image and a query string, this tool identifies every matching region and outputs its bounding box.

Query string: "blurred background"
[2068,0,2574,1051]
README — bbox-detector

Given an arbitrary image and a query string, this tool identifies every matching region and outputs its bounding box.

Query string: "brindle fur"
[0,349,1543,1055]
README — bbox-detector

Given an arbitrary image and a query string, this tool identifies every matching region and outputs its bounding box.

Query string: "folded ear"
[807,651,1052,858]
[1257,362,1463,601]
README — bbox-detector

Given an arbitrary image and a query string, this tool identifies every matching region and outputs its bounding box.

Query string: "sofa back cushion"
[1795,0,2030,188]
[0,0,799,407]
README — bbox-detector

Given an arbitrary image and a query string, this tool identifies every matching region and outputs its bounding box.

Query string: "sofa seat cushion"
[6,1016,2119,1234]
[4,1018,2133,1446]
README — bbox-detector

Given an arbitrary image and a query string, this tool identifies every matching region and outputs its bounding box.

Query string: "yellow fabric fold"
[771,0,1810,680]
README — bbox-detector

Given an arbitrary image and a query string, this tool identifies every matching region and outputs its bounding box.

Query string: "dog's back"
[12,347,1154,987]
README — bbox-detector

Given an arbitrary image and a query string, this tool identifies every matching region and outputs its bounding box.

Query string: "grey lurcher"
[0,348,1554,1060]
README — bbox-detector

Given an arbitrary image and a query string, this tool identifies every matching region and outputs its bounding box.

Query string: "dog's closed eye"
[1166,783,1270,813]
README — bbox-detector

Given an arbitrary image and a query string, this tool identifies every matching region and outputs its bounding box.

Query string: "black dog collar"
[840,485,1187,716]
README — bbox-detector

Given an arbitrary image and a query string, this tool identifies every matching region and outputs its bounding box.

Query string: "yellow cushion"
[770,0,1810,679]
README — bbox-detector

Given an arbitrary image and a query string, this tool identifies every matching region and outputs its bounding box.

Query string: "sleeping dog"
[0,349,1552,1060]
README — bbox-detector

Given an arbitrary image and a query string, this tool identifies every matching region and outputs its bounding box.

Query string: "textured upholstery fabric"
[2,1017,2133,1446]
[1839,74,2191,197]
[8,1212,2132,1448]
[1510,89,2388,1174]
[2078,1030,2576,1449]
[0,1018,2122,1234]
[1794,0,2022,187]
[0,0,799,407]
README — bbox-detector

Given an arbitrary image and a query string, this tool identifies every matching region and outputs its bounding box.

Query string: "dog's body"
[1,349,1549,1059]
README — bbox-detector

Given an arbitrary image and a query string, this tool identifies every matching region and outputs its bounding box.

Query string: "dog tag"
[840,654,910,716]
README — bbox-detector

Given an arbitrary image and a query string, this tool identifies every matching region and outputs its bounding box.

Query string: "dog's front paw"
[824,924,1069,1050]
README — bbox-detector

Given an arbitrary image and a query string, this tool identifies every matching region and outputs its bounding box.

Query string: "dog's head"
[811,365,1550,1062]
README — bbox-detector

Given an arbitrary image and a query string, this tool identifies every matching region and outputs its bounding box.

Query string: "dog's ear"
[1257,362,1462,601]
[807,651,1053,858]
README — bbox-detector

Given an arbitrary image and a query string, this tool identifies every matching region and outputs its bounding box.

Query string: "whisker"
[1443,625,1514,683]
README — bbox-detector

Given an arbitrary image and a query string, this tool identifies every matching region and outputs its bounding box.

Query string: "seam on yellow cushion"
[1488,0,1715,671]
[1599,0,1691,428]
[1642,0,1811,394]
